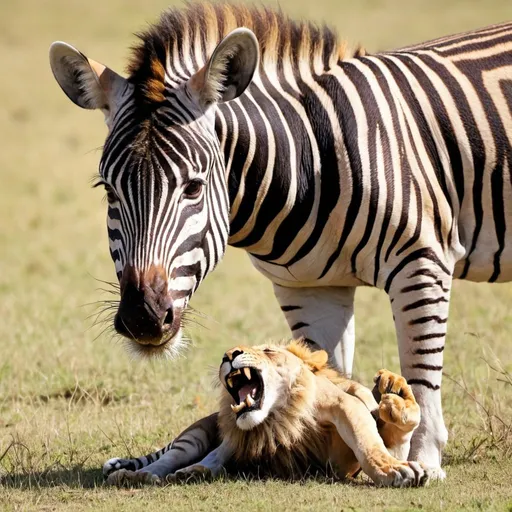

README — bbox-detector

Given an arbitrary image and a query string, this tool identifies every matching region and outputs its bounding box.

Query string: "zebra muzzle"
[114,265,179,345]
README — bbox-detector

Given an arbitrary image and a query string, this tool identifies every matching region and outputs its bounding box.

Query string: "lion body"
[216,342,410,481]
[105,341,431,487]
[218,361,357,479]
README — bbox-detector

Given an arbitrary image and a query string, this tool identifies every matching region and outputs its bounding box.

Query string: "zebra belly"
[454,204,512,283]
[248,255,366,288]
[454,255,512,283]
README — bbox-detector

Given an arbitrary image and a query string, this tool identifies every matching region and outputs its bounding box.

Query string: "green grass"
[1,0,512,510]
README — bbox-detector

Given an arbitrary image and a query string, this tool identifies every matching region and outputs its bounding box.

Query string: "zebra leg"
[386,256,453,479]
[273,284,356,375]
[104,413,220,485]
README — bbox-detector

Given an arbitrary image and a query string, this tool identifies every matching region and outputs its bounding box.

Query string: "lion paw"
[379,393,421,431]
[105,468,161,487]
[380,461,432,488]
[374,369,412,397]
[166,464,215,484]
[374,370,420,431]
[103,457,138,478]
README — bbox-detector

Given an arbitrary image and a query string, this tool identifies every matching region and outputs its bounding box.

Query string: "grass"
[1,0,512,510]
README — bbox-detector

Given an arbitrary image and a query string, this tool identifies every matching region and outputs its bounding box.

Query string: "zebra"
[49,2,512,481]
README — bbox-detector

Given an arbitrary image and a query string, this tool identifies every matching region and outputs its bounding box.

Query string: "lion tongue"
[238,384,256,403]
[231,385,257,414]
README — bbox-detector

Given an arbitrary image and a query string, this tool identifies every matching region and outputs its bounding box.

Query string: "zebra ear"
[49,42,128,126]
[188,28,259,108]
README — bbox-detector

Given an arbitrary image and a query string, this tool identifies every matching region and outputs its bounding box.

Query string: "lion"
[105,341,432,487]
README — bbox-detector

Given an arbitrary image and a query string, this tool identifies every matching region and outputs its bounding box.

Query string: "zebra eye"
[93,179,118,204]
[104,185,119,204]
[183,179,203,200]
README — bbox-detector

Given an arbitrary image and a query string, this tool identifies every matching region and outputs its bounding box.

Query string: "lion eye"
[183,179,204,199]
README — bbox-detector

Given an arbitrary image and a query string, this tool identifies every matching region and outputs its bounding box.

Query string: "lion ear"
[286,340,329,372]
[306,350,329,372]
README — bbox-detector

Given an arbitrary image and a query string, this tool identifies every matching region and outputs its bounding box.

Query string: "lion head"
[219,341,329,430]
[217,340,339,475]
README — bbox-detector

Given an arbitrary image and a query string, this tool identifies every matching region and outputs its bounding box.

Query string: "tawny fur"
[105,342,424,486]
[217,341,356,478]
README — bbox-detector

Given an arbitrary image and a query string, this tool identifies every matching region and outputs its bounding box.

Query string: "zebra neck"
[215,74,337,265]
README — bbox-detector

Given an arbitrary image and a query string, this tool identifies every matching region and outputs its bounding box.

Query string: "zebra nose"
[163,307,173,326]
[114,282,168,343]
[115,265,176,344]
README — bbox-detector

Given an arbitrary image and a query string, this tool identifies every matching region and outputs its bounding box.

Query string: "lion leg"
[317,380,431,487]
[104,413,220,486]
[166,440,233,484]
[372,370,421,460]
[342,380,379,417]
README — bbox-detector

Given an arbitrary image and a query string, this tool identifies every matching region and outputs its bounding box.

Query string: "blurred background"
[1,0,511,509]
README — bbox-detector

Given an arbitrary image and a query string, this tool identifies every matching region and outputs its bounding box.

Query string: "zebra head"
[49,29,259,357]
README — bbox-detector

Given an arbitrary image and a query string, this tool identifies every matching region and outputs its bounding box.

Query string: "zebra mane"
[127,1,362,106]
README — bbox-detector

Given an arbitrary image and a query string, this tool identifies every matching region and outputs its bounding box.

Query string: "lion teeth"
[243,367,252,380]
[226,377,233,388]
[230,402,247,414]
[231,369,241,376]
[245,395,254,407]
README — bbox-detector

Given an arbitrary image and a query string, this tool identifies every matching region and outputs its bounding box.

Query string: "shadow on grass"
[0,466,104,490]
[0,468,375,491]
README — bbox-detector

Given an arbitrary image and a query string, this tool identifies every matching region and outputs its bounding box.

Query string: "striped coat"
[49,3,512,477]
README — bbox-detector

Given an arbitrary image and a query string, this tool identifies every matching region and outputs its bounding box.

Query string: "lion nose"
[225,348,244,361]
[114,264,176,344]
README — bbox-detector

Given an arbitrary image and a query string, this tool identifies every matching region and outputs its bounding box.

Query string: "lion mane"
[217,341,351,479]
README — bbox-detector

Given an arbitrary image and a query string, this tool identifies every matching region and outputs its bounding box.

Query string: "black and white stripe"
[51,3,512,475]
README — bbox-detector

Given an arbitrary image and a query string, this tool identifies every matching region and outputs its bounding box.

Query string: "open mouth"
[225,366,264,418]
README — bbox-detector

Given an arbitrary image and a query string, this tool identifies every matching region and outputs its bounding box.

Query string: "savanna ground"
[1,0,512,510]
